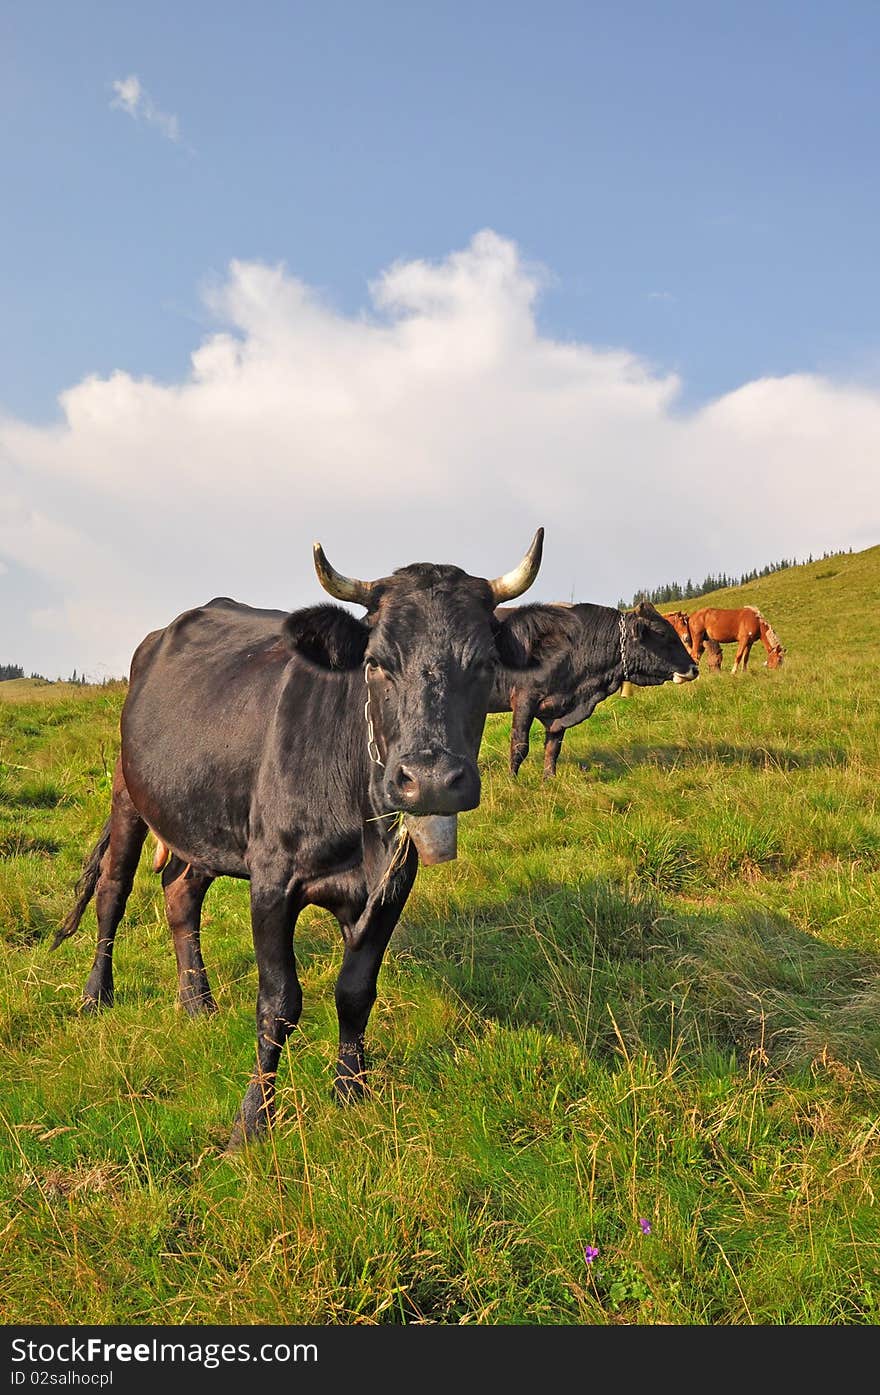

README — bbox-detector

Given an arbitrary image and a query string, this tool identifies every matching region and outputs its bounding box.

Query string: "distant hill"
[618,552,848,610]
[0,677,126,703]
[658,541,879,660]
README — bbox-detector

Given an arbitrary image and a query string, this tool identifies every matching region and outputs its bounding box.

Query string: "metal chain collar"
[618,611,629,682]
[364,665,385,766]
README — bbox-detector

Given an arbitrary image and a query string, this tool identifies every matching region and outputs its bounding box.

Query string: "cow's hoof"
[334,1074,368,1106]
[224,1113,269,1154]
[178,992,218,1018]
[223,1120,247,1155]
[226,1080,274,1152]
[80,989,112,1014]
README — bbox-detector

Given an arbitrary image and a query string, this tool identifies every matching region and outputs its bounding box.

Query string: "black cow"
[55,534,547,1147]
[490,600,699,778]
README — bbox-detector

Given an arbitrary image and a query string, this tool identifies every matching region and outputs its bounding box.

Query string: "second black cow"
[491,600,699,778]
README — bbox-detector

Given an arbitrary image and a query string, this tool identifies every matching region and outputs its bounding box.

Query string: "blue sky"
[1,0,880,675]
[5,0,879,420]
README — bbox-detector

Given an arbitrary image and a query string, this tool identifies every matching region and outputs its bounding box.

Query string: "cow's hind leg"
[510,699,537,777]
[228,879,303,1148]
[82,762,149,1011]
[162,859,217,1015]
[542,725,565,779]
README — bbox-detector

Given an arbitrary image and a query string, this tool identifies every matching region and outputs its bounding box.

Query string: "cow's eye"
[465,655,492,675]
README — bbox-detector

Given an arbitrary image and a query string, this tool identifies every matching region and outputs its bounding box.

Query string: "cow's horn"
[489,527,544,603]
[313,543,372,605]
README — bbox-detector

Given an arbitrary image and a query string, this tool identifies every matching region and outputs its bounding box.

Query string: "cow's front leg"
[333,837,418,1103]
[227,878,302,1149]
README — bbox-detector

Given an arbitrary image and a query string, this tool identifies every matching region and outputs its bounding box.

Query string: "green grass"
[1,547,879,1324]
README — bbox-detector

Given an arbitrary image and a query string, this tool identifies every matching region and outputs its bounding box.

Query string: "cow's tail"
[51,819,111,949]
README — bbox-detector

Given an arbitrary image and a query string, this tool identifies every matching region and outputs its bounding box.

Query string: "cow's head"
[625,601,699,686]
[306,530,545,815]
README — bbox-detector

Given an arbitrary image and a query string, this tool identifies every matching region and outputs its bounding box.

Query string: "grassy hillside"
[0,678,128,704]
[1,545,878,1325]
[667,542,878,661]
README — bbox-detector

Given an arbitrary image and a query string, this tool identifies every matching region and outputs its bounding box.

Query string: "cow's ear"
[283,604,369,670]
[633,600,659,636]
[493,604,578,669]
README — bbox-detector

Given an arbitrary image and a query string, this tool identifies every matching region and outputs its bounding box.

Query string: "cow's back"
[126,598,291,745]
[121,599,295,870]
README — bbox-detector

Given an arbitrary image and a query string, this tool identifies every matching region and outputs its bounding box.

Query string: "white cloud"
[110,74,180,143]
[1,229,878,677]
[110,74,142,117]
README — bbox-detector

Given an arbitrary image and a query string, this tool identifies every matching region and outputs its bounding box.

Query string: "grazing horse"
[687,605,784,673]
[661,610,723,672]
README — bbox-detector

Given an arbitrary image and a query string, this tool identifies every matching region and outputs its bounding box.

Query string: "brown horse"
[662,609,723,672]
[687,605,784,673]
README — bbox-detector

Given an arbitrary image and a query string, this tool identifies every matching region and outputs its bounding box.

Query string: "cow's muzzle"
[386,751,481,814]
[672,664,700,684]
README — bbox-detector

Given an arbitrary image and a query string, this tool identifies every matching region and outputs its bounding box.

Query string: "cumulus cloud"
[1,229,878,677]
[110,74,180,143]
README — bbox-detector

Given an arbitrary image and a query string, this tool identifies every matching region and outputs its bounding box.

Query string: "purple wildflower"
[584,1244,599,1265]
[638,1218,652,1235]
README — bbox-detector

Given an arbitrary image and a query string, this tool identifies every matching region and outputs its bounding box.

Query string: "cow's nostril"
[397,765,418,792]
[442,764,467,789]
